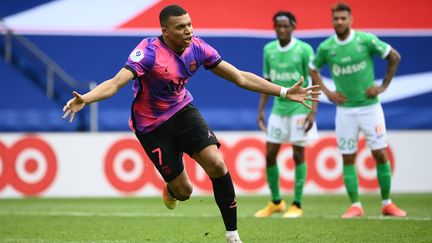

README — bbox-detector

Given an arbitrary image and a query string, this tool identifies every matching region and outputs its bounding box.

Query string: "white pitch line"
[0,211,430,221]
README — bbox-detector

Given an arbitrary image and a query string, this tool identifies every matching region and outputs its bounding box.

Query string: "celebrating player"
[62,4,320,242]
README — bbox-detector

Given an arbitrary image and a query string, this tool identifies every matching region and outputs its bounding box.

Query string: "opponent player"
[309,2,406,218]
[255,11,318,219]
[62,4,320,242]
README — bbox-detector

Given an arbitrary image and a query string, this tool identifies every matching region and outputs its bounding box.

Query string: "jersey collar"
[334,29,355,45]
[277,37,297,52]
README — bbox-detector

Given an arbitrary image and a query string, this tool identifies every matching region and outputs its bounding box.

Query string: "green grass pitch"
[1,194,431,242]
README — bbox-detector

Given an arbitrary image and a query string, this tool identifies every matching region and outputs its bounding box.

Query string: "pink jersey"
[125,36,221,134]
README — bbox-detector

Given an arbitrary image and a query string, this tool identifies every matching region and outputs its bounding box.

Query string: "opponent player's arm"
[308,68,331,97]
[366,48,401,98]
[257,82,271,131]
[62,68,134,122]
[309,67,347,104]
[381,48,401,92]
[211,61,320,108]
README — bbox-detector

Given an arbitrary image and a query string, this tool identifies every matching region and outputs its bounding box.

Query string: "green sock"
[266,164,281,202]
[377,161,392,200]
[293,162,307,204]
[343,164,359,203]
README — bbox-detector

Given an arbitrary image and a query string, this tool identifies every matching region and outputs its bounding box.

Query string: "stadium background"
[0,0,431,197]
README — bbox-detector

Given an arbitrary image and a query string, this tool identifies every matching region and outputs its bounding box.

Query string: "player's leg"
[135,115,193,210]
[360,104,406,217]
[255,114,289,217]
[192,145,240,242]
[336,107,364,218]
[255,142,287,217]
[283,114,317,218]
[176,104,241,242]
[283,144,306,218]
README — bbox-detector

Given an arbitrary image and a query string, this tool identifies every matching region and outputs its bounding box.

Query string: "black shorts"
[135,104,220,182]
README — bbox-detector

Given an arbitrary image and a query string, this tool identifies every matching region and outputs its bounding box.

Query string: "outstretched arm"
[62,68,134,123]
[366,48,401,98]
[211,61,320,108]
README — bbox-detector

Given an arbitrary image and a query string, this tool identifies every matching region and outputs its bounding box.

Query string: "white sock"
[382,199,392,207]
[352,202,362,208]
[226,230,239,238]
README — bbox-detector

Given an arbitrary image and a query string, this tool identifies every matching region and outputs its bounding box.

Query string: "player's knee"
[175,185,193,201]
[265,153,277,165]
[206,159,227,178]
[372,149,388,163]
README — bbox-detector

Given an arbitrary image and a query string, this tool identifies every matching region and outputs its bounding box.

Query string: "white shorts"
[266,113,318,146]
[335,103,388,154]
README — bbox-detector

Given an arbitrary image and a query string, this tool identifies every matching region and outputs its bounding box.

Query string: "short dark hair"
[159,5,187,26]
[332,2,351,14]
[273,11,296,28]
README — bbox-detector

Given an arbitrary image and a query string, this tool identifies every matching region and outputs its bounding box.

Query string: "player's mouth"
[184,37,192,45]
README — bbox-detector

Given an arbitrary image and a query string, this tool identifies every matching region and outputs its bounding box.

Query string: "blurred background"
[0,0,431,197]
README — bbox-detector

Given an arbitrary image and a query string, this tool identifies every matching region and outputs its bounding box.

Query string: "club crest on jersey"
[189,61,197,72]
[130,49,144,62]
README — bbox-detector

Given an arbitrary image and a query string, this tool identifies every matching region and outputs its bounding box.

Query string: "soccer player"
[62,5,320,242]
[309,2,406,218]
[255,11,318,219]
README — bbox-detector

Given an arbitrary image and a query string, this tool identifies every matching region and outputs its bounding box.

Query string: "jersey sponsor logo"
[129,49,144,62]
[269,69,300,82]
[332,60,367,76]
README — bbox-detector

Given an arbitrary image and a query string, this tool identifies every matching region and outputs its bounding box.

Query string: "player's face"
[332,11,352,36]
[274,19,294,42]
[162,13,193,52]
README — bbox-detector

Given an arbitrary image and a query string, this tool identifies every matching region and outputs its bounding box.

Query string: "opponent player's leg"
[336,107,364,218]
[255,142,287,218]
[255,114,289,218]
[361,104,406,217]
[283,114,318,218]
[283,144,306,218]
[192,145,240,242]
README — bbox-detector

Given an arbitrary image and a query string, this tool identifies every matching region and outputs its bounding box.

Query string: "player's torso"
[265,40,310,115]
[143,42,199,97]
[323,33,377,107]
[266,40,307,88]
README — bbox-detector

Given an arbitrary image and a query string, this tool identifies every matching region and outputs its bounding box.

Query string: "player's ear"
[161,27,168,36]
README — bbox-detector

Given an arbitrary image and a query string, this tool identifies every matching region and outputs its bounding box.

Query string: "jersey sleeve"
[365,33,391,59]
[124,39,155,79]
[194,37,222,69]
[309,43,326,70]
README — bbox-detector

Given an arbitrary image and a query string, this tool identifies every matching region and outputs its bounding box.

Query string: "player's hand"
[257,112,266,132]
[327,91,346,105]
[62,91,86,123]
[366,85,385,98]
[304,111,316,132]
[286,76,321,109]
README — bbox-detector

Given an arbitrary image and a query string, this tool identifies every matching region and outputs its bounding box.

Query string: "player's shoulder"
[191,35,209,45]
[354,30,378,41]
[320,35,336,47]
[264,40,279,51]
[295,38,313,50]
